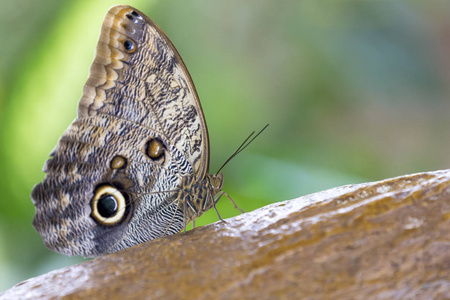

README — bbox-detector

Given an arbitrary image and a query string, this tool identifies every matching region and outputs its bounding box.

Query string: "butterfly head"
[207,172,224,196]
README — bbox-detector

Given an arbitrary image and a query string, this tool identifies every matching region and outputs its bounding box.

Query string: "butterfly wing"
[31,5,209,257]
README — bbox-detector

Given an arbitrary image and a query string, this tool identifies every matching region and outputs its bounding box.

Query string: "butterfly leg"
[216,191,245,213]
[183,199,187,234]
[211,191,225,222]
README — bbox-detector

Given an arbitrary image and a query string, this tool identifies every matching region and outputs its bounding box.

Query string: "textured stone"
[3,170,450,299]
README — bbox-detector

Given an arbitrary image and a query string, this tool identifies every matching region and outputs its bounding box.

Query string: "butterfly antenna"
[216,124,269,175]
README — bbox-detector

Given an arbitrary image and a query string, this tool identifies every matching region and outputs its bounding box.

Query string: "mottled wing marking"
[78,5,209,178]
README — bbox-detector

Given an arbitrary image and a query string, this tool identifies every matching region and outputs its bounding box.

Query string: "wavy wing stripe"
[110,201,184,253]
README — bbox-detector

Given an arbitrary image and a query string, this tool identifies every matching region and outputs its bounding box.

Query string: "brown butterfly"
[31,5,241,257]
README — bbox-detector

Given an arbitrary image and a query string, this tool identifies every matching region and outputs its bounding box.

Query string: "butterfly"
[31,5,239,257]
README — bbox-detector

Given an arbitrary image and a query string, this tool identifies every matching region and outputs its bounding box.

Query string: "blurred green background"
[1,0,450,291]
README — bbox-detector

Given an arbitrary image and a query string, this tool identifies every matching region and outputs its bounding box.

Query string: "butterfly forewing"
[80,5,209,177]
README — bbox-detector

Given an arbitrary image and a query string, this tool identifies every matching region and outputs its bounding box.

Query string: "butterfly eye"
[110,155,127,169]
[91,185,126,226]
[123,40,136,53]
[146,139,165,160]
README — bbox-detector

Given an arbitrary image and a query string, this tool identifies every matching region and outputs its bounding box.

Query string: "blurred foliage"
[1,0,450,292]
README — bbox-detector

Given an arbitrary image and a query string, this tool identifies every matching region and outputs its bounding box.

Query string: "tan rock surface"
[3,170,450,299]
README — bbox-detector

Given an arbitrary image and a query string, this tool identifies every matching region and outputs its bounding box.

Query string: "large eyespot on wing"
[77,5,210,181]
[91,185,127,226]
